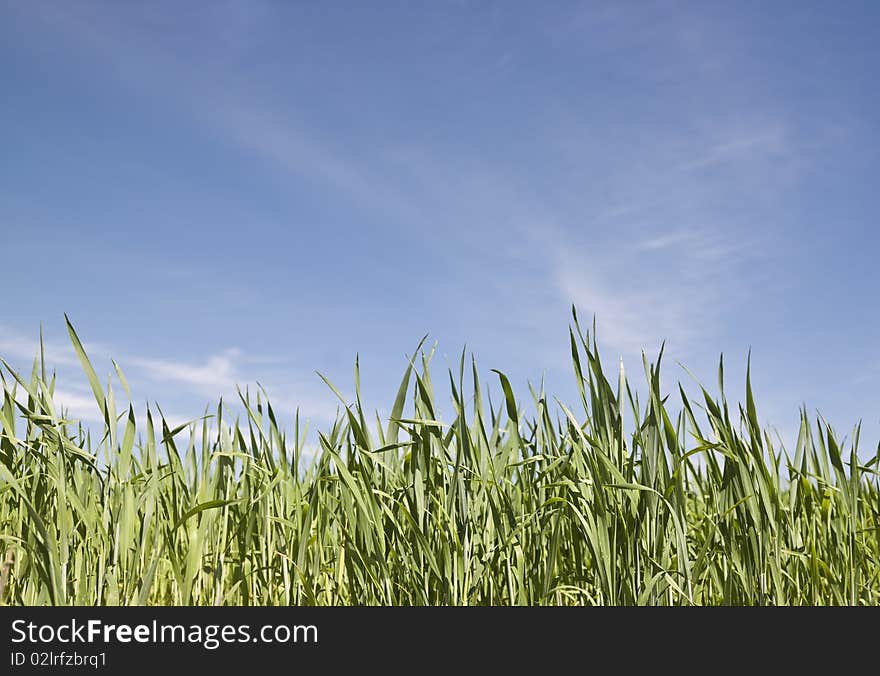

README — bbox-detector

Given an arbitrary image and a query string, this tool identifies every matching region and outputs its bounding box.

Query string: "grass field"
[1,311,878,605]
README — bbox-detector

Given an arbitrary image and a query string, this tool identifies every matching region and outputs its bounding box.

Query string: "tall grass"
[1,312,878,605]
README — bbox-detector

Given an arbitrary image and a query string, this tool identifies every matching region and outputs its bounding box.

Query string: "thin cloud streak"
[13,2,419,229]
[128,351,242,399]
[674,128,788,173]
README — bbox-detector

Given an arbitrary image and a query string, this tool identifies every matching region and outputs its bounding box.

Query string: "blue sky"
[1,1,878,449]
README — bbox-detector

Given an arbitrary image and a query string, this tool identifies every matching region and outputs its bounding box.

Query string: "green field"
[1,312,878,605]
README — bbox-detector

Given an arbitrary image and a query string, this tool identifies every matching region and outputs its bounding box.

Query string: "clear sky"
[1,1,878,449]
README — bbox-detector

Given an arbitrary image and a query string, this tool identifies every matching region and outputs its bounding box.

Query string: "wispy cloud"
[12,1,418,229]
[129,349,342,423]
[128,350,242,399]
[6,380,104,425]
[525,224,714,358]
[636,227,755,262]
[208,105,418,224]
[0,326,78,367]
[51,387,105,423]
[509,117,791,362]
[674,127,788,173]
[636,229,695,251]
[0,322,341,426]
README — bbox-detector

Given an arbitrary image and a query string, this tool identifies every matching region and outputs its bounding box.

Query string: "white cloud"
[0,326,78,367]
[636,227,756,263]
[553,249,702,357]
[636,229,695,251]
[51,387,104,423]
[128,350,242,399]
[6,381,103,424]
[506,118,789,365]
[127,349,341,423]
[1,321,341,429]
[674,127,788,173]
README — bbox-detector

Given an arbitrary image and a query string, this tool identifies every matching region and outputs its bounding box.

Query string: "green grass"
[1,310,878,605]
